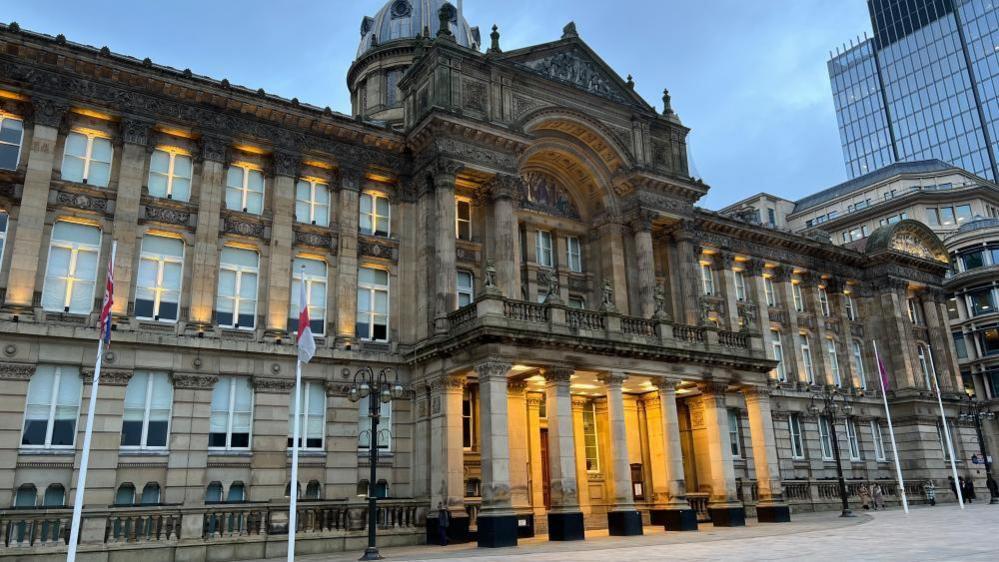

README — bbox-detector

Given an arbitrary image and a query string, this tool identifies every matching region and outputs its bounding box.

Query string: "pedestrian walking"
[858,484,872,510]
[963,476,977,503]
[923,480,936,507]
[988,475,999,500]
[436,502,450,546]
[949,475,958,500]
[871,483,885,511]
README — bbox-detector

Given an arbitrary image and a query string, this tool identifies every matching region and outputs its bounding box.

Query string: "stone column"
[694,382,744,526]
[714,251,741,331]
[924,290,958,391]
[571,396,592,516]
[109,119,154,315]
[165,373,218,505]
[670,223,702,325]
[432,160,460,334]
[489,175,522,299]
[475,361,518,547]
[596,221,629,312]
[878,278,919,389]
[324,383,361,500]
[630,212,658,318]
[507,382,533,528]
[411,389,431,501]
[544,367,585,541]
[5,96,67,309]
[0,364,34,505]
[68,369,132,510]
[647,378,697,530]
[249,377,294,501]
[742,386,791,522]
[601,372,643,535]
[264,151,298,336]
[334,167,362,347]
[429,373,469,542]
[187,135,229,328]
[526,392,547,520]
[744,260,774,361]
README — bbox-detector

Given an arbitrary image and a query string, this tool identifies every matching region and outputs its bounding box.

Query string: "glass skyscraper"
[829,0,999,181]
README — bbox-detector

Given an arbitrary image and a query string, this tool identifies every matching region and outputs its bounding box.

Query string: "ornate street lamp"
[808,387,855,517]
[958,390,998,504]
[347,366,406,561]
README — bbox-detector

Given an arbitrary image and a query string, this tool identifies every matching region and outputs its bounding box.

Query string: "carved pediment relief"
[509,45,637,106]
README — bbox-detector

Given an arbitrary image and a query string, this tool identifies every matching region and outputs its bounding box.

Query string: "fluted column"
[433,160,460,334]
[601,372,643,535]
[5,96,67,309]
[109,119,154,316]
[544,366,585,541]
[648,378,697,530]
[429,373,469,541]
[489,174,522,299]
[264,151,299,335]
[526,392,547,520]
[694,382,745,526]
[475,361,518,547]
[630,212,658,318]
[187,135,229,327]
[742,386,790,522]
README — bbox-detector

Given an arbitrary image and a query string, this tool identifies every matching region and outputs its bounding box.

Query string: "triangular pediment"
[499,39,651,109]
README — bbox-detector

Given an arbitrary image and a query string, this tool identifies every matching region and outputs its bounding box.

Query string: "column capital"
[507,380,528,394]
[475,360,512,381]
[120,116,155,147]
[771,264,792,283]
[698,380,730,396]
[599,371,629,386]
[430,373,466,393]
[571,395,590,408]
[337,165,365,192]
[29,95,69,128]
[742,258,765,277]
[485,173,523,202]
[171,373,220,390]
[198,133,230,163]
[432,158,462,185]
[741,385,773,401]
[544,366,574,383]
[526,392,545,407]
[273,149,301,178]
[654,377,683,392]
[628,209,657,233]
[712,251,735,270]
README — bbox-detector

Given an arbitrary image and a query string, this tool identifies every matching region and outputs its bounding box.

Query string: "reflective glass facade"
[830,0,999,181]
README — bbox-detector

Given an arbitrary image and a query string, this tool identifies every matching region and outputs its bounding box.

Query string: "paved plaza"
[267,504,999,561]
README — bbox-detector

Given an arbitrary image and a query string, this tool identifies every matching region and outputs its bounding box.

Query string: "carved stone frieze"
[144,204,191,226]
[223,215,266,239]
[455,246,479,263]
[82,367,134,386]
[422,137,518,174]
[358,237,397,261]
[56,190,109,213]
[429,373,466,393]
[172,373,219,390]
[30,94,69,128]
[0,362,35,380]
[120,117,154,146]
[512,95,544,119]
[252,376,295,393]
[462,79,487,112]
[294,229,337,253]
[519,47,631,105]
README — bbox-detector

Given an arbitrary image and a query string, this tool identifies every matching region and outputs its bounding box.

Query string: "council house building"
[0,2,980,559]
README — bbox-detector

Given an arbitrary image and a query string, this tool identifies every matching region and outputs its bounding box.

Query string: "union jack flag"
[98,246,115,345]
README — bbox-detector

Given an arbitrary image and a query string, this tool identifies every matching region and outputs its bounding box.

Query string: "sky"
[4,0,873,209]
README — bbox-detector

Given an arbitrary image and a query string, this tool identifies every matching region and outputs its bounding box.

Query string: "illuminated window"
[734,269,747,302]
[462,386,476,450]
[209,376,253,449]
[289,257,327,335]
[456,198,472,241]
[360,192,390,236]
[121,372,173,449]
[700,263,714,296]
[225,164,265,215]
[356,267,389,341]
[788,414,804,459]
[457,269,475,307]
[907,298,923,324]
[536,230,553,267]
[818,416,834,460]
[295,179,331,227]
[844,294,856,321]
[800,335,815,384]
[567,236,583,273]
[771,329,786,382]
[871,420,887,461]
[846,419,861,461]
[828,339,841,387]
[764,275,776,306]
[41,221,101,314]
[0,211,9,275]
[0,115,24,170]
[288,381,325,450]
[728,409,742,457]
[216,247,259,330]
[582,401,599,472]
[135,235,184,322]
[852,341,867,390]
[21,365,82,448]
[147,149,192,201]
[819,287,831,317]
[62,131,113,187]
[791,281,804,312]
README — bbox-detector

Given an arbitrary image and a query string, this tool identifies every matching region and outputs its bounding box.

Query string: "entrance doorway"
[540,428,551,509]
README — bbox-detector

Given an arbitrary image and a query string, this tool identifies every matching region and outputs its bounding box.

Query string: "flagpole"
[926,345,964,508]
[288,358,302,562]
[872,339,909,514]
[67,240,116,562]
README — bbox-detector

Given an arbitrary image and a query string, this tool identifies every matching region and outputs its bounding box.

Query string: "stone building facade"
[0,2,979,559]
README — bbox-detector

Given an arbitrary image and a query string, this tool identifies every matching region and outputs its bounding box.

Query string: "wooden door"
[540,428,551,509]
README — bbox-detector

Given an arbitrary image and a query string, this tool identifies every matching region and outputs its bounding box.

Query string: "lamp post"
[347,366,406,561]
[958,390,998,504]
[808,387,855,517]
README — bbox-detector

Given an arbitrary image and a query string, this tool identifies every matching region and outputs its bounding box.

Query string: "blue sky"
[5,0,873,209]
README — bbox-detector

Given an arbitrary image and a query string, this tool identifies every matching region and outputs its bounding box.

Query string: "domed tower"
[348,0,480,129]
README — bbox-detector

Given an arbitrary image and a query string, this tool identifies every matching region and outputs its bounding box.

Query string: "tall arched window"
[115,483,136,506]
[141,483,160,505]
[305,480,322,500]
[13,484,36,508]
[917,344,932,389]
[205,482,223,504]
[227,482,246,503]
[43,484,65,507]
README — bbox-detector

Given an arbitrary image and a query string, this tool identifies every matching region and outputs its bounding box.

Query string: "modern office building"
[0,2,982,560]
[828,0,999,181]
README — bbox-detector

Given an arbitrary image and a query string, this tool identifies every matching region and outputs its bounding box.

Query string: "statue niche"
[519,171,581,220]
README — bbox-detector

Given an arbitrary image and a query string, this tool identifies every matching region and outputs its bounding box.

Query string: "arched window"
[115,483,136,506]
[356,479,369,497]
[375,479,389,499]
[305,480,322,500]
[43,484,65,507]
[227,482,246,503]
[205,482,223,504]
[13,484,36,508]
[141,483,160,505]
[284,481,301,498]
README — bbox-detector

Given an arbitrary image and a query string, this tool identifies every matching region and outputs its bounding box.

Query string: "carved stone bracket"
[120,117,155,147]
[273,150,300,178]
[172,373,220,390]
[29,95,70,128]
[294,229,337,254]
[0,362,35,381]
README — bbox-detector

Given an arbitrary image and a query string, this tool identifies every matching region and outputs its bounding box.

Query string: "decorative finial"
[438,4,455,40]
[488,24,501,53]
[627,75,635,89]
[562,21,578,39]
[662,88,674,117]
[8,22,20,33]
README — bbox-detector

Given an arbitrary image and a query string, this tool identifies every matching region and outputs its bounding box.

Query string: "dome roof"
[357,0,479,59]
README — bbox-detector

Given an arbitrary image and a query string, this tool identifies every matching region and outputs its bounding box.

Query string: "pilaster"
[109,118,154,316]
[71,369,133,507]
[432,160,459,334]
[429,372,468,540]
[249,377,294,501]
[630,212,657,318]
[165,373,218,505]
[187,134,229,327]
[264,151,299,333]
[324,381,361,500]
[335,166,362,346]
